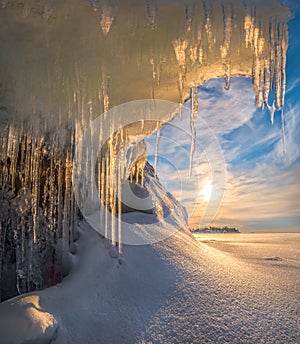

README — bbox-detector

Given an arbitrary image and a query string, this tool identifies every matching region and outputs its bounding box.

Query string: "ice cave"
[0,1,298,343]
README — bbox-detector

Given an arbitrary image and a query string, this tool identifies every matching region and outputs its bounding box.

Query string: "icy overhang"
[0,0,290,129]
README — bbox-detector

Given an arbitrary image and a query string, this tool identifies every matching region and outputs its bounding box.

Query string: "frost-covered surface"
[144,232,300,343]
[0,225,299,344]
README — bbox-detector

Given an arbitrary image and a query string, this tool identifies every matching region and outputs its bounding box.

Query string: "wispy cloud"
[145,76,300,231]
[215,167,300,228]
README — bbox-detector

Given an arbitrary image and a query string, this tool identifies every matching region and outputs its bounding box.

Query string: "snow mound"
[0,158,189,343]
[0,295,58,344]
[0,217,190,344]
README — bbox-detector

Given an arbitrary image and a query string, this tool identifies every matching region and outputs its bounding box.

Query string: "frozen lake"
[1,224,299,343]
[139,232,300,343]
[194,232,300,271]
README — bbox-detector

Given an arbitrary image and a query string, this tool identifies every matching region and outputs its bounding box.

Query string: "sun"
[202,184,213,202]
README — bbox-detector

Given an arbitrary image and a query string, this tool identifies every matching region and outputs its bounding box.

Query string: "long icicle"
[118,129,125,254]
[189,86,198,177]
[109,138,116,246]
[154,122,161,176]
[105,154,109,240]
[118,162,122,254]
[101,156,105,232]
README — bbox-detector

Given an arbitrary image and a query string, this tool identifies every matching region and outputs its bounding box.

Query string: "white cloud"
[214,165,300,229]
[145,76,300,230]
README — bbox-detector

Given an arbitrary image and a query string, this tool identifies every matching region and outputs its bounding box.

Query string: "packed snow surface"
[0,222,299,344]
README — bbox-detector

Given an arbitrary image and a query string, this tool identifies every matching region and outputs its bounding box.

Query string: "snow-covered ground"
[0,223,299,343]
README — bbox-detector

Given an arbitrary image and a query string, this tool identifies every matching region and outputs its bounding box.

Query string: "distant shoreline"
[192,226,240,234]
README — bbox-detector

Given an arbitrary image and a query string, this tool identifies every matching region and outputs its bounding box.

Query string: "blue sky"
[145,2,300,232]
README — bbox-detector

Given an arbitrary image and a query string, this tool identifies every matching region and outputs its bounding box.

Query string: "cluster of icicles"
[171,1,288,140]
[0,105,181,298]
[0,124,76,298]
[94,127,148,255]
[0,119,151,299]
[1,0,289,131]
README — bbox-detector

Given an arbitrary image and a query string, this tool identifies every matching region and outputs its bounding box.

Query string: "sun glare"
[202,184,213,202]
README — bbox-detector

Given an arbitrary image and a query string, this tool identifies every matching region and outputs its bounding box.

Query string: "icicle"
[135,163,139,183]
[266,101,276,125]
[31,140,41,244]
[244,15,255,49]
[129,168,133,183]
[57,159,63,239]
[117,128,126,254]
[100,4,117,36]
[203,1,215,50]
[154,122,161,176]
[280,23,288,109]
[108,137,117,246]
[110,187,116,247]
[100,156,105,230]
[179,103,183,120]
[189,86,198,177]
[190,45,198,66]
[50,149,57,237]
[117,163,122,254]
[177,69,185,103]
[172,38,188,102]
[224,67,231,90]
[274,22,283,110]
[97,154,101,202]
[105,154,109,239]
[133,157,146,187]
[172,38,188,68]
[140,159,145,187]
[150,57,155,81]
[101,67,110,113]
[263,58,271,105]
[198,47,204,65]
[150,57,161,86]
[252,55,264,108]
[184,4,193,35]
[220,4,233,90]
[88,101,95,202]
[62,150,72,264]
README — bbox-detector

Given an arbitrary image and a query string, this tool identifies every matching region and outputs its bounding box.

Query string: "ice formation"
[189,86,199,176]
[0,0,290,300]
[220,4,233,90]
[0,124,76,298]
[154,122,161,176]
[100,3,117,36]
